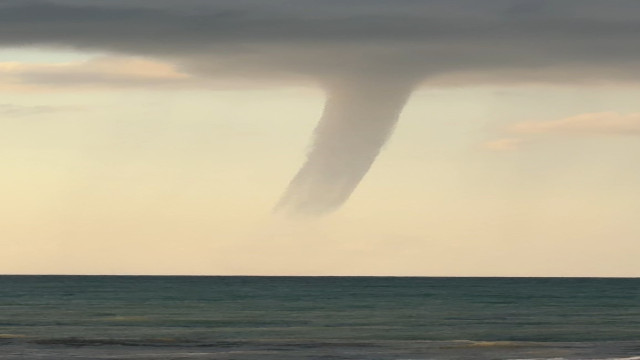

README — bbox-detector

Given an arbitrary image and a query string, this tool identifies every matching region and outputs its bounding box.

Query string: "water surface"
[1,276,638,359]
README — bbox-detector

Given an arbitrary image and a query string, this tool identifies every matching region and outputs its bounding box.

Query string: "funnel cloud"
[2,0,640,214]
[277,75,416,214]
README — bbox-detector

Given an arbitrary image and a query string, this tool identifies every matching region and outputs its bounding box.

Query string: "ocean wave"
[455,340,534,348]
[29,337,189,347]
[433,340,548,349]
[98,316,152,322]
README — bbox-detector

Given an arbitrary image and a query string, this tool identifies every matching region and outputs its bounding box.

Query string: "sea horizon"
[2,274,639,278]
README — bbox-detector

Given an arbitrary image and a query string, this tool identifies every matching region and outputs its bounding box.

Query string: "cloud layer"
[2,0,640,84]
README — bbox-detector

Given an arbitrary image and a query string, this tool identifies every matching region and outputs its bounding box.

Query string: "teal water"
[0,276,638,359]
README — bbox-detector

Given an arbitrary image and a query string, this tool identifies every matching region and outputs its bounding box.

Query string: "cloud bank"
[2,0,640,214]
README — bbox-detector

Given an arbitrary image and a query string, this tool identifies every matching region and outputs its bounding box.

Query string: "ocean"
[0,276,638,359]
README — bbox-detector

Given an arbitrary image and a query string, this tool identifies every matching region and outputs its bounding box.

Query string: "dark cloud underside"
[1,0,640,80]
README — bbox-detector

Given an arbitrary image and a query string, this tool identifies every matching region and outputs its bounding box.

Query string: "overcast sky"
[1,0,640,276]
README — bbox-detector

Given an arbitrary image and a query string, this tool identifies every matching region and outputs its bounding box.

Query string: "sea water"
[0,276,638,359]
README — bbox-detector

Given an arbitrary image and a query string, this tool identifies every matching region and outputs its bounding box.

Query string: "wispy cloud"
[0,56,191,91]
[0,103,81,117]
[484,112,640,152]
[482,137,524,151]
[511,112,640,135]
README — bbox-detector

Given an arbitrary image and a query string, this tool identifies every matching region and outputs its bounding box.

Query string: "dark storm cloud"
[2,0,640,82]
[3,0,639,214]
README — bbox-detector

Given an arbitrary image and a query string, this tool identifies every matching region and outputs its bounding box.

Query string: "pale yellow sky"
[1,50,640,276]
